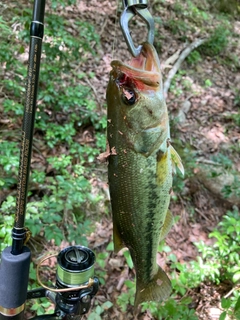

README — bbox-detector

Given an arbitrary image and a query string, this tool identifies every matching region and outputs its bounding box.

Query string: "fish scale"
[106,42,183,311]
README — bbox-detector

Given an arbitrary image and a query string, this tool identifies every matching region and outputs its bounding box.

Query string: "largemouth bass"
[106,42,184,310]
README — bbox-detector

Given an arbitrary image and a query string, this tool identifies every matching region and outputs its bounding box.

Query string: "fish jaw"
[111,42,162,92]
[107,43,168,157]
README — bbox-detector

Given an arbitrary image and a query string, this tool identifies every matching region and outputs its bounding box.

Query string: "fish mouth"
[111,42,161,89]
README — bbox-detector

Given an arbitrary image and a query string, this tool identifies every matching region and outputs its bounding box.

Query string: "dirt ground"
[3,0,240,319]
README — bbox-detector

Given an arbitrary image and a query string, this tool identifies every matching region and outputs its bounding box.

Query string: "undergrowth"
[99,208,240,320]
[0,1,105,249]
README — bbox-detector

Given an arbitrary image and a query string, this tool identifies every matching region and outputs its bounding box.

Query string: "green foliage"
[116,272,199,318]
[29,298,53,316]
[94,242,114,285]
[167,19,189,37]
[211,153,233,169]
[117,279,135,312]
[0,9,106,319]
[0,196,15,250]
[221,175,240,199]
[115,209,240,318]
[0,141,19,188]
[233,92,240,108]
[34,14,100,122]
[25,262,55,315]
[88,301,113,320]
[196,209,240,284]
[172,209,240,319]
[26,163,97,244]
[220,295,240,320]
[3,99,24,116]
[225,106,240,126]
[186,51,202,65]
[169,209,240,289]
[50,0,76,9]
[204,79,213,87]
[199,25,231,56]
[169,69,200,97]
[95,251,109,285]
[141,297,198,320]
[208,153,240,199]
[123,250,134,269]
[0,1,104,251]
[211,0,240,15]
[172,0,211,28]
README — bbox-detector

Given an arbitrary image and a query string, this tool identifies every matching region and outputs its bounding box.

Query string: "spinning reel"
[28,245,99,320]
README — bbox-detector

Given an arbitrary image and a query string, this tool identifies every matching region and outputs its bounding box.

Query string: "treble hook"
[120,0,155,57]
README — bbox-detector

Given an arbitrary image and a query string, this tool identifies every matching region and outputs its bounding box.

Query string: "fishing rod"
[12,0,46,256]
[0,0,46,318]
[0,1,98,319]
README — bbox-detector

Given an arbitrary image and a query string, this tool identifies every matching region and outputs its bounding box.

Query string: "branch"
[163,38,207,97]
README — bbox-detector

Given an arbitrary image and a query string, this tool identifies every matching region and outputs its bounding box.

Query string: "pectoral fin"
[156,150,169,184]
[159,210,173,242]
[170,145,184,176]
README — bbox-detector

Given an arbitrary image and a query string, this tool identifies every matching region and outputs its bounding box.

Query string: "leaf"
[19,45,25,54]
[234,296,240,313]
[168,253,177,262]
[125,279,135,289]
[31,303,40,311]
[233,271,240,283]
[95,305,103,315]
[219,311,227,320]
[88,313,101,320]
[221,298,232,309]
[163,245,172,253]
[102,301,113,310]
[181,296,192,304]
[106,241,114,251]
[123,250,133,269]
[41,301,51,308]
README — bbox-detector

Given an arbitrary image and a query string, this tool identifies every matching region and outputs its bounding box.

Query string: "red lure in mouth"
[117,73,129,86]
[116,71,145,91]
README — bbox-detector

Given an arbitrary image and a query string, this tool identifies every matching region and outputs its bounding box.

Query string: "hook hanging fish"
[106,42,184,311]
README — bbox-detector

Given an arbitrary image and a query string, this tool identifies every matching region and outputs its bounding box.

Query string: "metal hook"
[120,0,155,57]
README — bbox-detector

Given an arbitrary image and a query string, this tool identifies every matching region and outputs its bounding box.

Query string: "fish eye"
[122,88,136,106]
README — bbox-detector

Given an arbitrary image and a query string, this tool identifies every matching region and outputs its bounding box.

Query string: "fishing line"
[36,253,95,292]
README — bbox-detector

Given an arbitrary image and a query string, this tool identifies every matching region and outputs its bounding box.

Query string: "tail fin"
[134,267,172,312]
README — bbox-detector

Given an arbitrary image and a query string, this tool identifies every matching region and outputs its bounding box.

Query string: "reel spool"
[56,246,95,287]
[55,246,99,317]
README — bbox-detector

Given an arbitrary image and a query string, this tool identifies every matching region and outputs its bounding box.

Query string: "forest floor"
[1,0,240,319]
[68,1,240,319]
